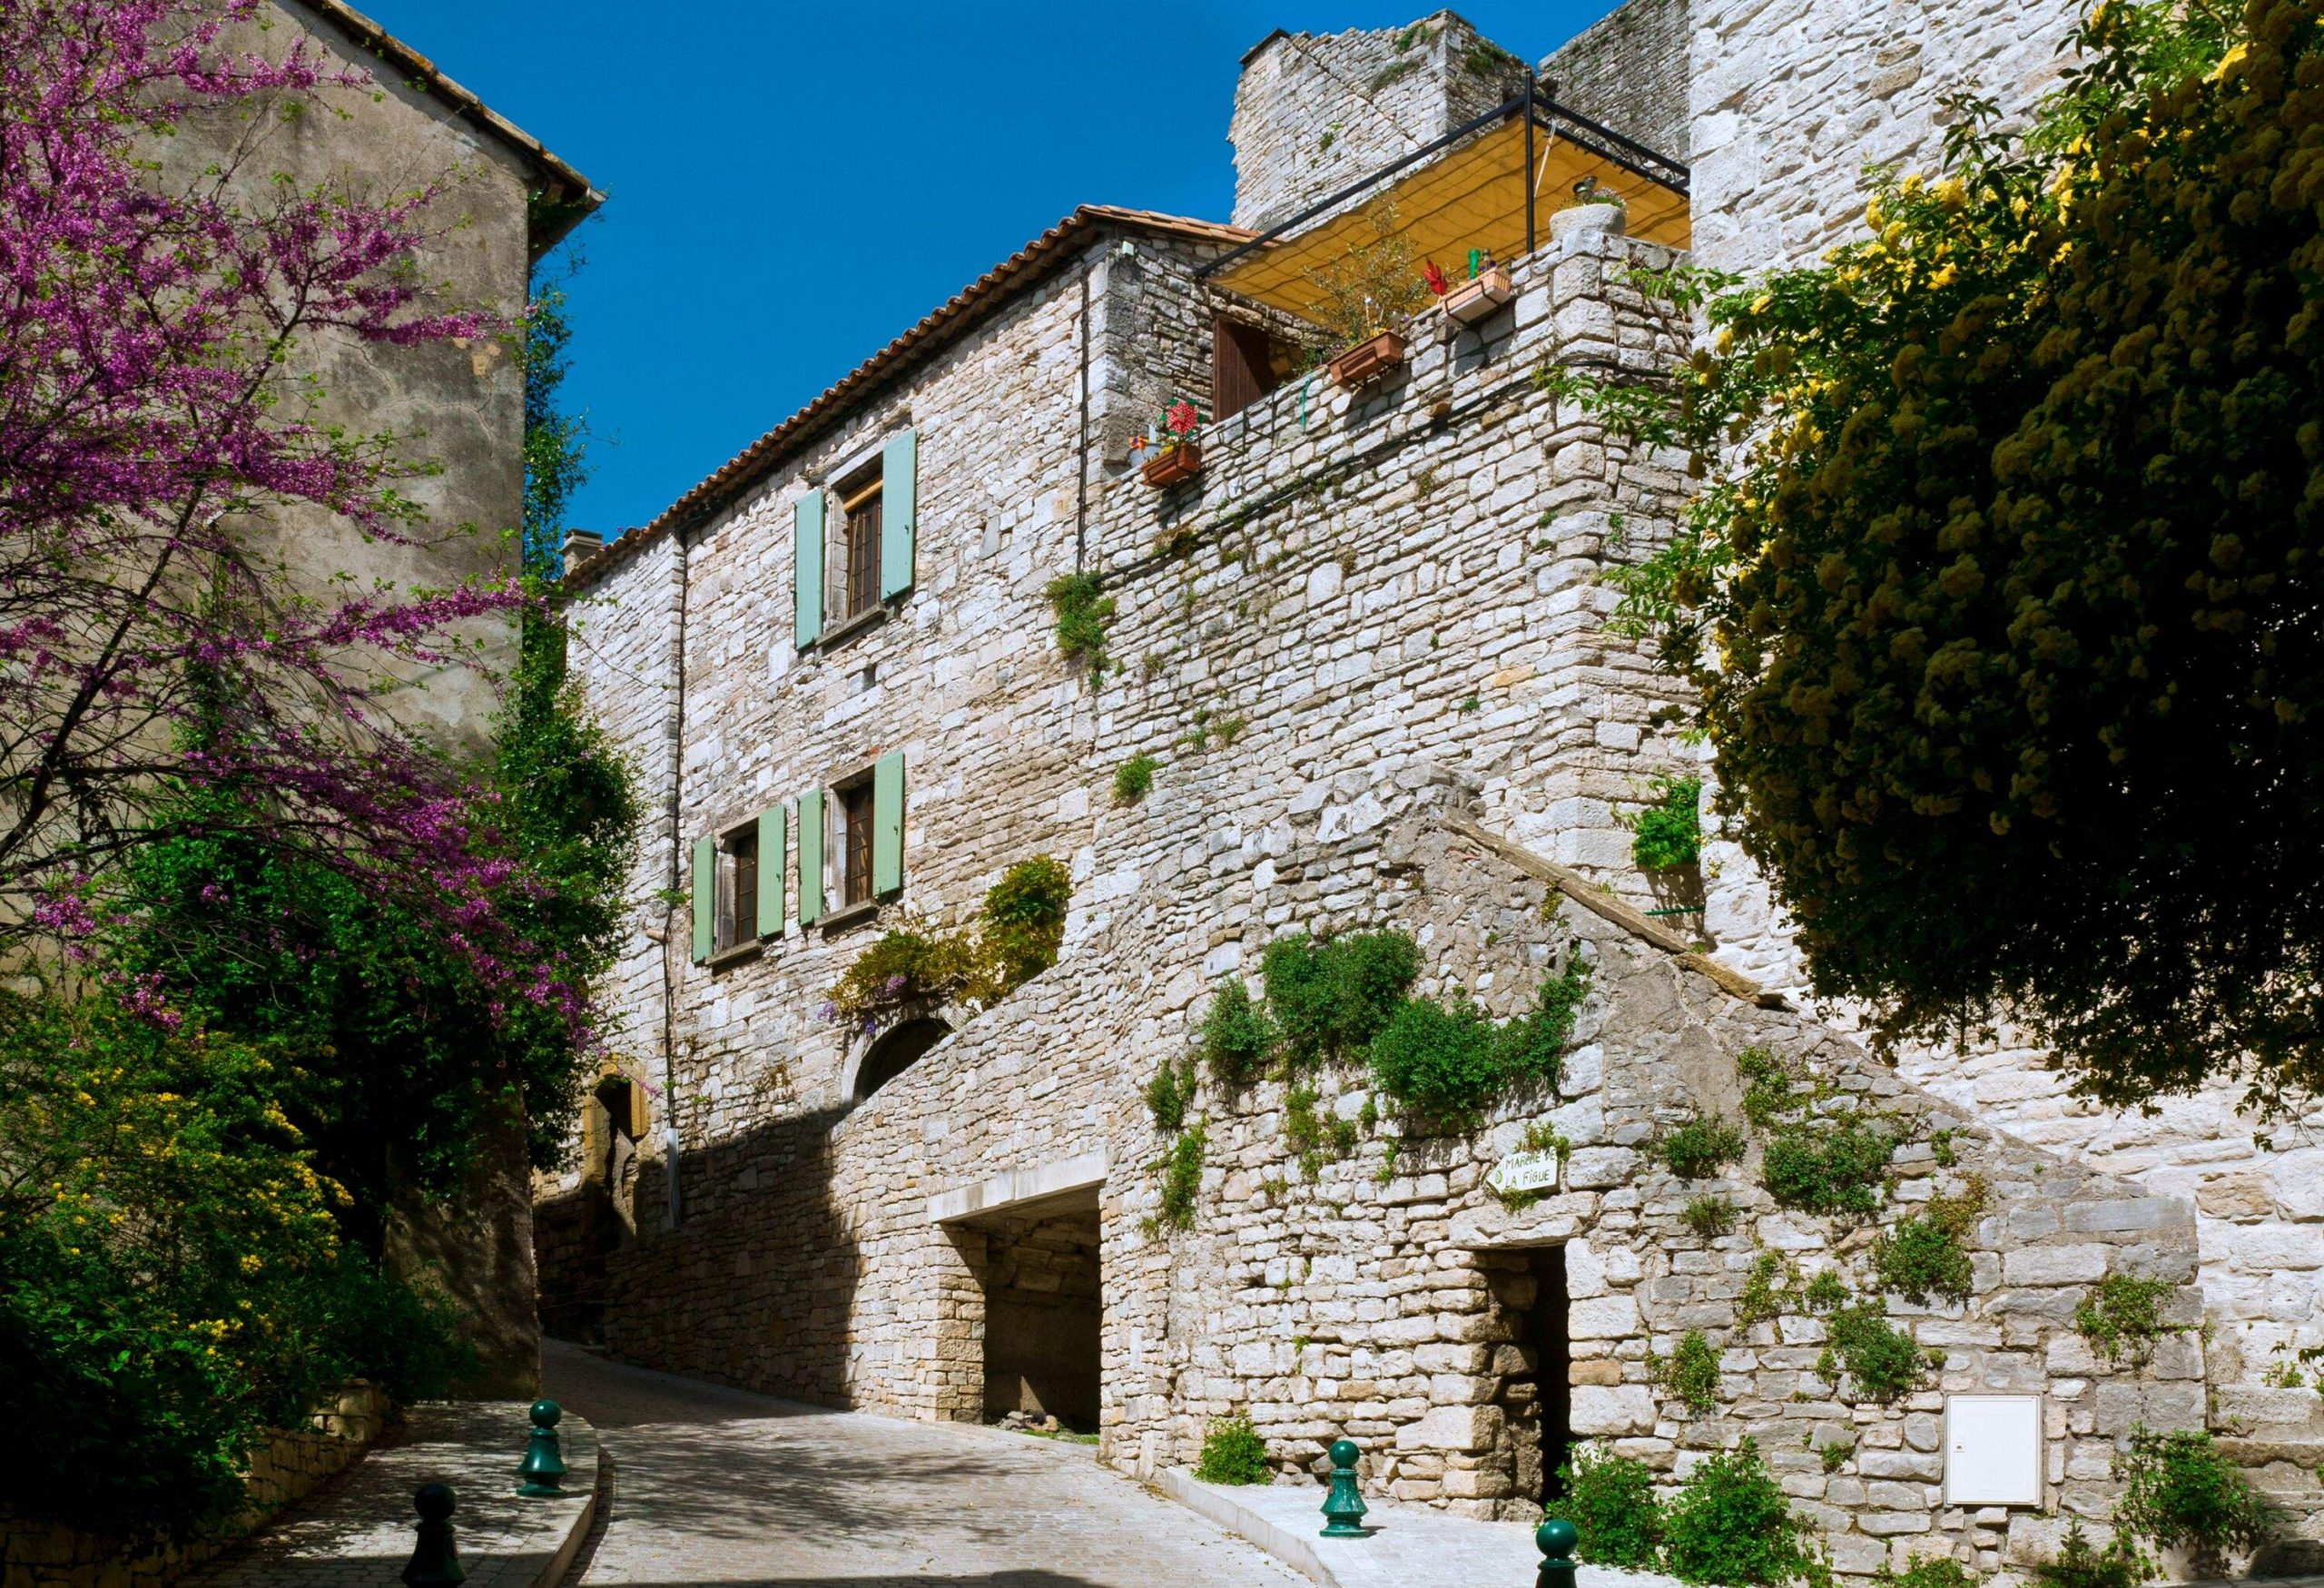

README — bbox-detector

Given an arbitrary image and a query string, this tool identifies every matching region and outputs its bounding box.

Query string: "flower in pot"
[1139,400,1202,487]
[1303,202,1430,390]
[1439,246,1513,326]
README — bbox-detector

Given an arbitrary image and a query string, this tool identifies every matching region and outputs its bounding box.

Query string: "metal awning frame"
[1195,75,1690,284]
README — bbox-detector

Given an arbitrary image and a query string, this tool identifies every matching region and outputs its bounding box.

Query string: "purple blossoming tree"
[1,0,556,1004]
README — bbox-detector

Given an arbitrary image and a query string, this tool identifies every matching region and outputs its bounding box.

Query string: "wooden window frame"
[836,466,883,625]
[833,772,877,911]
[715,819,759,953]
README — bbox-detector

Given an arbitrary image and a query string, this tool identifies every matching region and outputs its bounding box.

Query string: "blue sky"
[366,1,1623,537]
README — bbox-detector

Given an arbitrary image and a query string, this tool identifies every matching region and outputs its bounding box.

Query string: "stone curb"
[1158,1469,1340,1588]
[180,1402,603,1588]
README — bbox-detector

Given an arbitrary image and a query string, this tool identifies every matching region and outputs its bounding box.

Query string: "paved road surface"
[544,1339,1308,1588]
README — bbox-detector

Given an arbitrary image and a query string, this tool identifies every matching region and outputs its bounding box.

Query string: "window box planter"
[1328,330,1407,390]
[1141,441,1203,487]
[1442,263,1513,325]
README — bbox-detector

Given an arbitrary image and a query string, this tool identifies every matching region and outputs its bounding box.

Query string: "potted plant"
[1138,401,1202,487]
[1433,247,1513,326]
[1304,202,1430,390]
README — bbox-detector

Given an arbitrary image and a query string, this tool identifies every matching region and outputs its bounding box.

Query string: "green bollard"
[1535,1517,1578,1588]
[517,1399,568,1496]
[401,1484,465,1588]
[1319,1438,1369,1538]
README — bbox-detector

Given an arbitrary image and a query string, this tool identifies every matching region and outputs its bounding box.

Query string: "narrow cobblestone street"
[543,1341,1308,1588]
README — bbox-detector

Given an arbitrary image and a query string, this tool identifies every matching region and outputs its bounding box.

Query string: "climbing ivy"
[1659,1329,1723,1415]
[1871,1179,1985,1304]
[1044,572,1115,686]
[2074,1275,2186,1367]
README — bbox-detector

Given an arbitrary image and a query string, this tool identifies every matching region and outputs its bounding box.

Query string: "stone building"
[204,0,598,1395]
[543,5,2320,1578]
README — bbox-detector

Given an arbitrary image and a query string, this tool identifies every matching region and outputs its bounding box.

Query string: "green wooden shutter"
[872,751,905,896]
[794,490,824,647]
[881,429,916,601]
[690,836,714,962]
[797,788,824,925]
[755,806,785,939]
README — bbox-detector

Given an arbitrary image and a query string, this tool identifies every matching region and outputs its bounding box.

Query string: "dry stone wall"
[1687,0,2081,273]
[1229,12,1532,233]
[547,202,2245,1573]
[1539,0,1692,161]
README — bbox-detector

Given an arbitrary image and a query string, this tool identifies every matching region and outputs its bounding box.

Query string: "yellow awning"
[1208,115,1690,320]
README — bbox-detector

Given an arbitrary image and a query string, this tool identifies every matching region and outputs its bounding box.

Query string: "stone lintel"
[927,1151,1109,1226]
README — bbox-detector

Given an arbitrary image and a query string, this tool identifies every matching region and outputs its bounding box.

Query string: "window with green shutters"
[794,428,916,650]
[694,812,787,965]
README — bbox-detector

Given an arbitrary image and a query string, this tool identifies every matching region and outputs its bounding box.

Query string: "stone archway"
[843,1015,952,1103]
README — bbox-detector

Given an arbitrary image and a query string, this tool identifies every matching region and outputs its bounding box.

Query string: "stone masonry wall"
[1687,0,2080,273]
[1540,0,1692,162]
[551,206,2238,1570]
[1,1384,392,1588]
[1230,12,1532,233]
[1684,0,2324,1497]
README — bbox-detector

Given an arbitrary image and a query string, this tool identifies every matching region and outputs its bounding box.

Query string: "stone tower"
[1228,11,1531,232]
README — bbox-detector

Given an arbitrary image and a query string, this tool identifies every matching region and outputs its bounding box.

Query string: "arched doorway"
[852,1016,951,1102]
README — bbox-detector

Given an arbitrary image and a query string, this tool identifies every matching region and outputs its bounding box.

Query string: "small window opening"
[1212,314,1298,421]
[838,466,883,622]
[833,774,877,909]
[719,826,758,948]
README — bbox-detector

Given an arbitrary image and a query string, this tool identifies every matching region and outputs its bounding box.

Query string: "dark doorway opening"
[1530,1246,1573,1503]
[968,1190,1102,1431]
[853,1016,950,1102]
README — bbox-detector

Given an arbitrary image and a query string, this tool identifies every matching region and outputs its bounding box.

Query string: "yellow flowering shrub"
[1593,0,2324,1110]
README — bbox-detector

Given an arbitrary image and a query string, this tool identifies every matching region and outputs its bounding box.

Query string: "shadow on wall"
[537,1101,863,1407]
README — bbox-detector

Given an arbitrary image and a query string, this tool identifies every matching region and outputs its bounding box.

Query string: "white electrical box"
[1944,1394,2043,1506]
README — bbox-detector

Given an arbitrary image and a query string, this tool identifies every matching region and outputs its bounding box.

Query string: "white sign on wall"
[1944,1394,2043,1506]
[1486,1149,1561,1197]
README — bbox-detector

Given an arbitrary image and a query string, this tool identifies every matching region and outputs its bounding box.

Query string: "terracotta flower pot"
[1442,263,1514,325]
[1328,329,1408,390]
[1141,441,1201,487]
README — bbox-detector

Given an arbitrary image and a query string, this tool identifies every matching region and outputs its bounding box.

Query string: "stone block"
[1571,1385,1658,1435]
[1393,1404,1505,1454]
[2001,1246,2111,1287]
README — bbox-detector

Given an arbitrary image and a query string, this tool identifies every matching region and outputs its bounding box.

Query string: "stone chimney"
[1228,11,1533,234]
[560,528,603,579]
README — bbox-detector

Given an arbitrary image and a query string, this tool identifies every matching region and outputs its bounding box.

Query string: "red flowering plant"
[0,0,574,1030]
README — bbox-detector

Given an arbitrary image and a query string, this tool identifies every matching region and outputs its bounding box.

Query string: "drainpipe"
[1077,254,1093,576]
[659,527,690,1230]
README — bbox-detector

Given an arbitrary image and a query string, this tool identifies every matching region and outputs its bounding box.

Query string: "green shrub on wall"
[1761,1119,1895,1217]
[2075,1276,2186,1367]
[1650,1113,1747,1179]
[1045,572,1115,686]
[826,856,1070,1028]
[1264,930,1421,1069]
[1630,775,1704,873]
[1195,1412,1273,1484]
[1558,1443,1665,1569]
[1198,979,1276,1085]
[1659,1329,1723,1415]
[2032,1522,2157,1588]
[2113,1426,2273,1561]
[1871,1181,1984,1304]
[1661,1437,1821,1587]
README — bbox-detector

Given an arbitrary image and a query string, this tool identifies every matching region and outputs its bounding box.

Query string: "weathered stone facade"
[545,3,2322,1576]
[182,0,596,1397]
[1539,0,1691,162]
[1229,12,1532,233]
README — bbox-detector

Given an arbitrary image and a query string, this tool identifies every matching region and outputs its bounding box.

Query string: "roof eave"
[565,205,1256,590]
[281,0,605,256]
